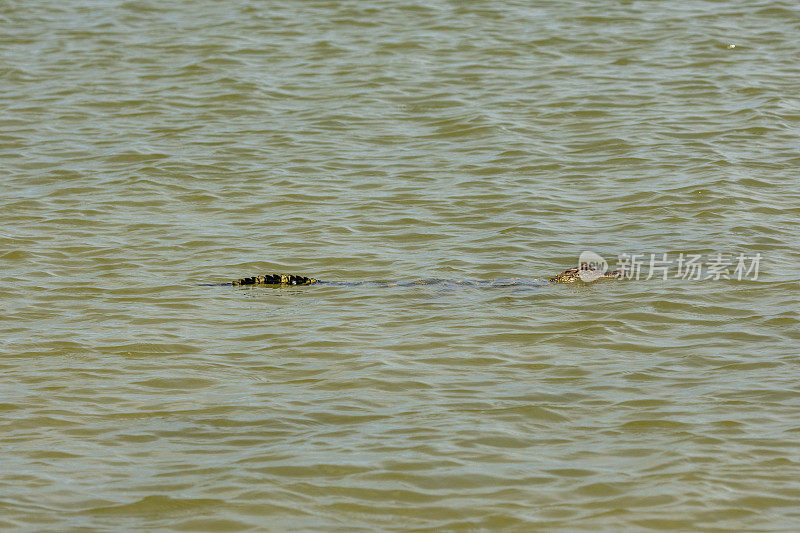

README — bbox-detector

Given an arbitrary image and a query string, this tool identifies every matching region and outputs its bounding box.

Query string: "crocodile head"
[549,263,623,283]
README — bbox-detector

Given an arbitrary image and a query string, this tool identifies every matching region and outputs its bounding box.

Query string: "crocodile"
[222,264,623,287]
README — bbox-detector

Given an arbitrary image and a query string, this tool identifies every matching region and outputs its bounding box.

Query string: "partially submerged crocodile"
[223,264,623,287]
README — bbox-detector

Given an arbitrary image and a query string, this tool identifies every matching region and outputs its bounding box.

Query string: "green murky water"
[2,0,800,530]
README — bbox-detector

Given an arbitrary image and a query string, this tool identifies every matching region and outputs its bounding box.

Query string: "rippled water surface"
[3,0,800,530]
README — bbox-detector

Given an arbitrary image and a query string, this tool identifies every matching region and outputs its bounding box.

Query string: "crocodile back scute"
[232,274,318,286]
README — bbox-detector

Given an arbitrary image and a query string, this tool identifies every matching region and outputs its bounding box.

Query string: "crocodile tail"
[232,274,318,286]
